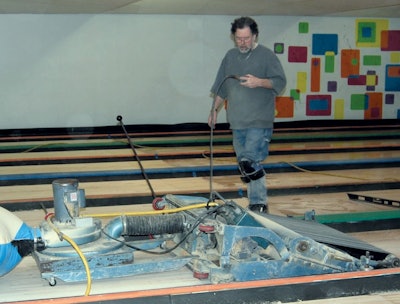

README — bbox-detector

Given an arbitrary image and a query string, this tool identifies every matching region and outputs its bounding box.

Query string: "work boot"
[248,203,269,214]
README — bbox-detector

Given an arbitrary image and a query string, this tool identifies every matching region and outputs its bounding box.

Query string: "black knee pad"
[239,160,265,183]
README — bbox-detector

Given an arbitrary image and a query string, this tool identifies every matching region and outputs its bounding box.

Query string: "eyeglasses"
[234,36,253,43]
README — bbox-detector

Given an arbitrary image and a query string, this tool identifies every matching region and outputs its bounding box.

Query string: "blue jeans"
[232,128,273,205]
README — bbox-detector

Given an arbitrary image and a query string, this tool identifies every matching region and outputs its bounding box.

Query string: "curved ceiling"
[0,0,399,16]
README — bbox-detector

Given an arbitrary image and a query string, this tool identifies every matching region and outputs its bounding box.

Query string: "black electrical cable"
[208,75,240,203]
[116,115,156,199]
[101,203,228,255]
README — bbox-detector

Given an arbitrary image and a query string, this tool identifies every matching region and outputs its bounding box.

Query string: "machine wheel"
[48,277,57,286]
[152,197,165,210]
[199,224,215,233]
[193,271,209,280]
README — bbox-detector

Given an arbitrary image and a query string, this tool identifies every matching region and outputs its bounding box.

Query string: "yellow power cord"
[46,215,92,296]
[285,161,400,183]
[283,161,373,181]
[82,202,219,219]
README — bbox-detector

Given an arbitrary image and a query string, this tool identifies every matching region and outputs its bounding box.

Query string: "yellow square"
[296,72,307,93]
[334,99,345,119]
[366,75,377,86]
[391,52,400,63]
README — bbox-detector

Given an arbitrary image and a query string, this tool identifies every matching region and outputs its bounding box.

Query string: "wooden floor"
[1,124,400,303]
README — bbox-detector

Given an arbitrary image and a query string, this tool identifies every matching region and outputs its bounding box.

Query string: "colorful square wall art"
[385,65,400,91]
[306,95,332,116]
[356,19,389,47]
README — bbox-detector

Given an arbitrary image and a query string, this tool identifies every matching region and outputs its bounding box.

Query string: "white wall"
[0,15,232,129]
[0,15,399,129]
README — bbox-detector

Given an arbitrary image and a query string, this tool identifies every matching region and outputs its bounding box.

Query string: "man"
[208,16,286,213]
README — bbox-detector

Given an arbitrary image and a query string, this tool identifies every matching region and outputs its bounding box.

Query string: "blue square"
[309,99,329,111]
[312,34,338,55]
[362,27,372,38]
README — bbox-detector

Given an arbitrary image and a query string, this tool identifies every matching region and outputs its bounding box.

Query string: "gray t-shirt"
[211,44,286,129]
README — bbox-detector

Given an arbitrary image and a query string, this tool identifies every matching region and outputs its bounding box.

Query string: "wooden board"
[1,167,399,206]
[1,150,400,175]
[1,138,399,163]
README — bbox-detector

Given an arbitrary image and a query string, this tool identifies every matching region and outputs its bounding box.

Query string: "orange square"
[275,96,294,118]
[364,92,382,119]
[341,49,360,78]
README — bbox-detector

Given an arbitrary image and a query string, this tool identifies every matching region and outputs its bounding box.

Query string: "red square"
[288,46,308,63]
[381,30,400,51]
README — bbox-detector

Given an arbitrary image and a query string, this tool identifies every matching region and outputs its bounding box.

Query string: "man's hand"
[239,74,273,89]
[208,110,218,129]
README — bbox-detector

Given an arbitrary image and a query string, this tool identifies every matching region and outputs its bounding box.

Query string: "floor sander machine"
[1,178,399,292]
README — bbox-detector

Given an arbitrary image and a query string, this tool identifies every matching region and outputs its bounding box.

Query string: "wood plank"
[267,190,400,216]
[1,167,399,205]
[0,134,231,148]
[1,150,399,175]
[1,125,398,144]
[1,138,399,163]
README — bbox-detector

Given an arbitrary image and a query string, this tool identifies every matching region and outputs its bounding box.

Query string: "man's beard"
[238,46,251,53]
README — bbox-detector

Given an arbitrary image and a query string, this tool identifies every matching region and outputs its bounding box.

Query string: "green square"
[274,43,284,54]
[357,22,376,43]
[325,54,335,73]
[290,89,300,100]
[299,22,309,34]
[350,94,368,110]
[363,55,381,66]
